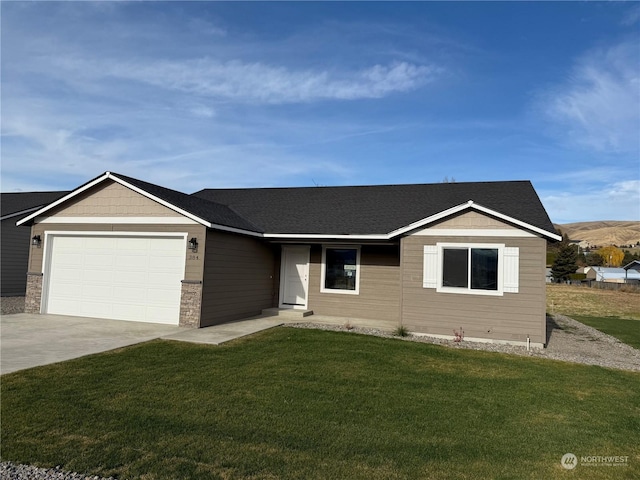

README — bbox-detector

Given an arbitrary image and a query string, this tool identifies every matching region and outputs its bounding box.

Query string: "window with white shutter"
[422,242,519,296]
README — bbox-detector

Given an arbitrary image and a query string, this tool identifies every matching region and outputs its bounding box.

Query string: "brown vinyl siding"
[1,220,32,296]
[401,235,547,345]
[46,180,182,217]
[200,231,277,327]
[307,244,400,323]
[429,210,518,229]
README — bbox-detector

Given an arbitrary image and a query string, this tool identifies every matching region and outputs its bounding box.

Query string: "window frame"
[320,245,361,295]
[436,242,504,296]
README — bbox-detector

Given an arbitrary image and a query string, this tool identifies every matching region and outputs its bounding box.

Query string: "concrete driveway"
[1,313,182,375]
[0,313,288,375]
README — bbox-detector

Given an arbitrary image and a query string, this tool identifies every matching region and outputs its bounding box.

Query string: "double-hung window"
[321,246,360,294]
[423,243,519,296]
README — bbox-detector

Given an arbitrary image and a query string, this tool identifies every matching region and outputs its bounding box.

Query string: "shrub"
[395,325,409,337]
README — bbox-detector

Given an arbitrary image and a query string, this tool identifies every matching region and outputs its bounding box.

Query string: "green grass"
[574,316,640,350]
[2,328,639,479]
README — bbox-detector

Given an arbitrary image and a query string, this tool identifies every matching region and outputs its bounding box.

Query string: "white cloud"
[537,40,640,154]
[0,94,361,193]
[187,18,227,37]
[541,180,640,223]
[188,105,216,118]
[51,56,441,104]
[621,4,640,26]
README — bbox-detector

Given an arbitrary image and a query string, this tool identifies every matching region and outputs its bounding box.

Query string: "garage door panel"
[86,237,118,249]
[149,255,184,271]
[79,301,114,318]
[84,254,115,268]
[46,235,184,325]
[54,267,83,282]
[113,285,148,302]
[48,298,79,313]
[53,253,83,266]
[82,269,115,283]
[115,255,149,269]
[149,290,180,307]
[82,284,114,300]
[116,271,149,285]
[147,305,179,320]
[147,272,182,286]
[56,237,84,249]
[49,282,79,298]
[112,303,146,320]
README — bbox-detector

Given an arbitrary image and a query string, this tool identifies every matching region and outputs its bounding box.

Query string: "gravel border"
[1,296,25,315]
[287,314,640,372]
[0,462,117,480]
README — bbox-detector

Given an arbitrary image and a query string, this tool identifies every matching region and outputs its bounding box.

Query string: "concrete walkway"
[164,315,284,345]
[0,313,284,375]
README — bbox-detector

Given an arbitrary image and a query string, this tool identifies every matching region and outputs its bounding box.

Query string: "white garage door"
[45,235,185,325]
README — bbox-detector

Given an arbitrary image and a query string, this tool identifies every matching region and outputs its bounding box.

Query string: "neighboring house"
[17,172,561,347]
[545,268,553,283]
[585,267,640,283]
[1,191,69,296]
[623,260,640,276]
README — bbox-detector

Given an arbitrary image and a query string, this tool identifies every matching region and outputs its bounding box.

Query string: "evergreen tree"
[585,252,604,266]
[551,244,579,282]
[622,251,636,266]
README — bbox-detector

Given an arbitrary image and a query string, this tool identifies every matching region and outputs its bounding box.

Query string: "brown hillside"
[554,221,640,247]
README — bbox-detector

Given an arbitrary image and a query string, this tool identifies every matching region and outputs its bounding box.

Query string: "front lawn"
[2,328,639,479]
[573,316,640,350]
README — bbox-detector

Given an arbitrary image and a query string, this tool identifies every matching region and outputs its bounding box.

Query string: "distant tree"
[596,246,624,267]
[551,244,579,282]
[622,250,636,266]
[585,252,604,266]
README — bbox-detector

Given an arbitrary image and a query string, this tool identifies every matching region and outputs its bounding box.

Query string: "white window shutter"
[423,245,438,288]
[503,247,519,293]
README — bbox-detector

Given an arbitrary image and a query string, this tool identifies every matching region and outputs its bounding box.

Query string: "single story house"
[585,266,640,284]
[17,172,560,347]
[623,260,640,274]
[1,191,69,296]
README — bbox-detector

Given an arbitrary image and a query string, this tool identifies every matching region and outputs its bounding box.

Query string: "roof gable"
[16,172,262,234]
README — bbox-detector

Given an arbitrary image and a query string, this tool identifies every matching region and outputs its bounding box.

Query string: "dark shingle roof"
[192,181,556,236]
[1,191,69,218]
[110,173,262,232]
[13,172,557,238]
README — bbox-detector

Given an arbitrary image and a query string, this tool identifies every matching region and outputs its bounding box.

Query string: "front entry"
[279,246,310,309]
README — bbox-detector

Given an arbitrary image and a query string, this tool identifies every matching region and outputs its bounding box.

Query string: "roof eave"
[5,206,47,223]
[263,233,389,241]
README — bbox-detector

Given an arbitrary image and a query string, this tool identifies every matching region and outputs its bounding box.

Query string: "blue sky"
[1,1,639,223]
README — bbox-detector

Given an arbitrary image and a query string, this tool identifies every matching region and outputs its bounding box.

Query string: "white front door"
[279,246,310,309]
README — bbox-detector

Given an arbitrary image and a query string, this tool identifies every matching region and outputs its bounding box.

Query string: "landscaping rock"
[0,462,117,480]
[0,296,25,315]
